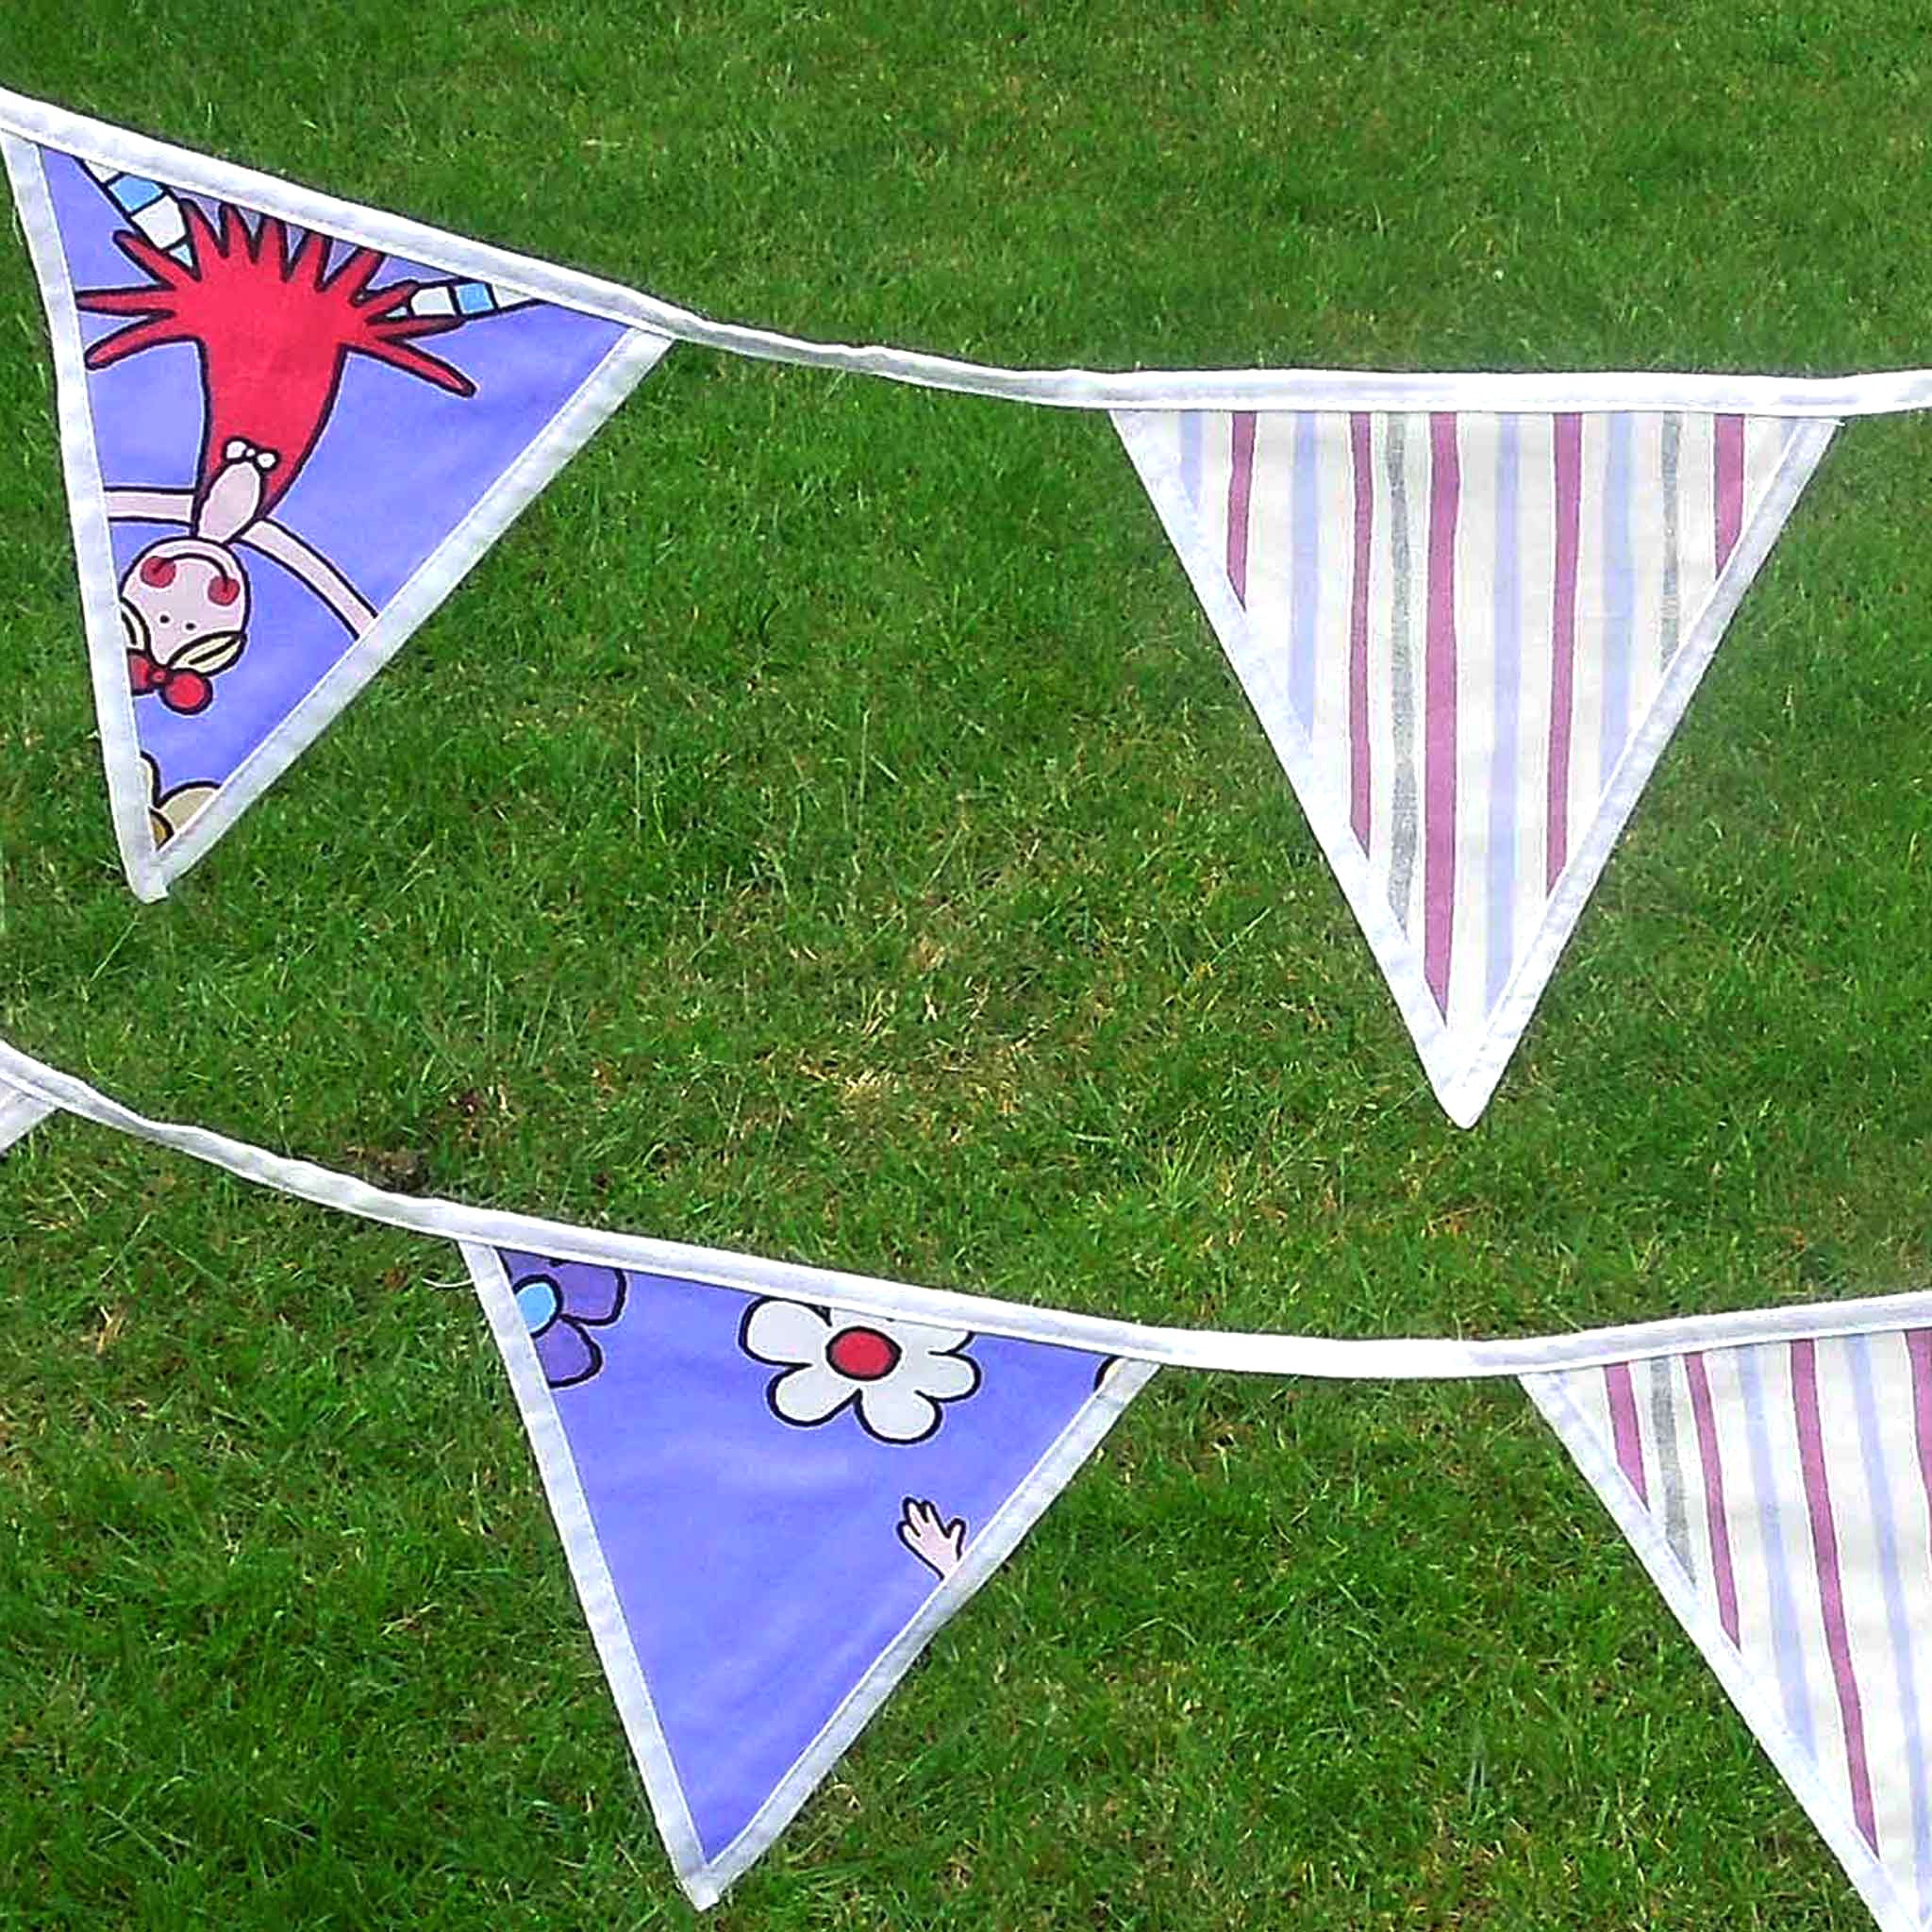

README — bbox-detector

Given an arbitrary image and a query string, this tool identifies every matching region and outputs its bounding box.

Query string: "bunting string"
[1,1031,1926,1383]
[5,82,1932,416]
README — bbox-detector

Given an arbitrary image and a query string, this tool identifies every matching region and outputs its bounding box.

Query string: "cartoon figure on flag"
[3,128,667,897]
[75,161,535,716]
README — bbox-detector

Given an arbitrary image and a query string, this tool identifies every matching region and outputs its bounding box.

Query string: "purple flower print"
[512,1261,628,1389]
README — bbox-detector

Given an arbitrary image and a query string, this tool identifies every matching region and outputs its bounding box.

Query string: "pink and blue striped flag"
[1526,1330,1932,1932]
[1115,407,1836,1124]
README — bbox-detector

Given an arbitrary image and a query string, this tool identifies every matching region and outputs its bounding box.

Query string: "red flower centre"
[826,1325,901,1381]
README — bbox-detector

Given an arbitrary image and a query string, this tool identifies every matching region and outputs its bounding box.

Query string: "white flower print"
[740,1299,982,1444]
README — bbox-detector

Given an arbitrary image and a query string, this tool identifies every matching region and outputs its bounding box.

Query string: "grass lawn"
[2,2,1929,1924]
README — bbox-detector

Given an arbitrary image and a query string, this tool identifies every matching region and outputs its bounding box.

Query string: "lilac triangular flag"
[460,1241,1153,1907]
[1,113,669,899]
[1525,1329,1932,1932]
[1114,407,1835,1124]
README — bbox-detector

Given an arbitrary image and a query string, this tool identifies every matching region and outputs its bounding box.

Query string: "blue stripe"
[1288,413,1320,732]
[1736,1343,1817,1753]
[1847,1333,1932,1895]
[1179,412,1203,516]
[455,281,494,316]
[1598,412,1635,776]
[1484,416,1522,1015]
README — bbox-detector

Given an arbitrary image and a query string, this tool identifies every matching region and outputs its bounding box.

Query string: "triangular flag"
[2,112,669,899]
[460,1241,1153,1907]
[1115,406,1836,1124]
[1525,1330,1932,1932]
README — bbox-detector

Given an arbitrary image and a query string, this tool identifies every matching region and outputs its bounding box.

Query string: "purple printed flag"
[1525,1333,1932,1932]
[460,1241,1153,1907]
[1115,408,1836,1124]
[2,128,669,899]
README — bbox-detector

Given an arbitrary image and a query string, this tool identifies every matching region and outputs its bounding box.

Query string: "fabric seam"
[150,329,669,884]
[693,1357,1158,1905]
[458,1241,711,1886]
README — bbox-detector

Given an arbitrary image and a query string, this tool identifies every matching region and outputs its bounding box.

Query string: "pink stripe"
[1545,414,1583,890]
[1348,412,1373,850]
[1907,1331,1932,1545]
[1227,412,1257,607]
[1605,1362,1647,1504]
[1714,414,1745,570]
[1791,1338,1878,1848]
[1423,413,1459,1013]
[1685,1351,1741,1643]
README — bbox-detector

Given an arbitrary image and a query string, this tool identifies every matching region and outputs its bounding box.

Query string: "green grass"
[1,2,1929,1924]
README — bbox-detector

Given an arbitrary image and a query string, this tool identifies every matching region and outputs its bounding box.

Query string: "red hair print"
[77,194,506,715]
[77,201,473,515]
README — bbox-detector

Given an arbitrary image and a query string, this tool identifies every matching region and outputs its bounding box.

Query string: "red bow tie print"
[128,651,215,716]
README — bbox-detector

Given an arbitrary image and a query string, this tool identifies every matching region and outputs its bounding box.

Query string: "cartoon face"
[120,536,249,662]
[119,537,249,713]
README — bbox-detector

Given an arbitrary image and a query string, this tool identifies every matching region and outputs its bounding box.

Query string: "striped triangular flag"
[1115,407,1835,1124]
[1525,1329,1932,1932]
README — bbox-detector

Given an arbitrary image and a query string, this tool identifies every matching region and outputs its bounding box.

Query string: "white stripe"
[1243,412,1295,679]
[1398,414,1434,934]
[1446,411,1499,1037]
[1676,412,1720,610]
[1364,417,1399,891]
[1307,414,1357,762]
[1624,411,1669,720]
[1507,412,1558,976]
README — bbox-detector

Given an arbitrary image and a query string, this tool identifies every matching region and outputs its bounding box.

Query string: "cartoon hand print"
[897,1496,967,1580]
